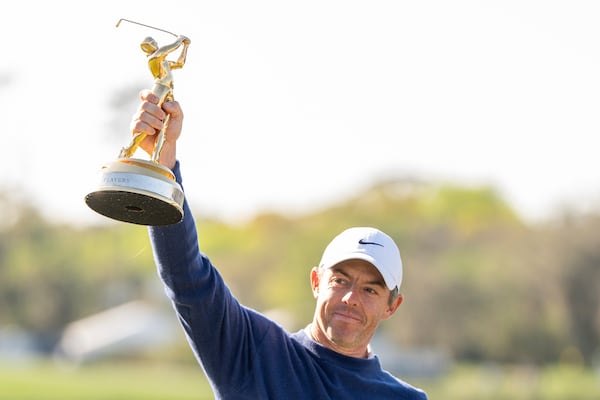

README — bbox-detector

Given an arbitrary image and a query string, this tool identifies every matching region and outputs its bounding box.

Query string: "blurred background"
[1,1,599,398]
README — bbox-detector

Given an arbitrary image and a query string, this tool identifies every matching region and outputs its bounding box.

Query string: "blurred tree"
[1,182,599,366]
[559,214,600,366]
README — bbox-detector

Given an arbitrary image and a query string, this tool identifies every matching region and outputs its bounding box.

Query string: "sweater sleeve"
[148,161,272,388]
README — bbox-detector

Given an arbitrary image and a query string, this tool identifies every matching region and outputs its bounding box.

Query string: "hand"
[129,90,184,169]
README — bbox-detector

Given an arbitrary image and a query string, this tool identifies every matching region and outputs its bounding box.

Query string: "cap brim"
[321,253,395,290]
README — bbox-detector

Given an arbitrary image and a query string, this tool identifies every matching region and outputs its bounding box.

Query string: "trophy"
[85,19,191,226]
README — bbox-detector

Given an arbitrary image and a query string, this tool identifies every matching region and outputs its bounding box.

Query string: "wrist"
[159,143,177,170]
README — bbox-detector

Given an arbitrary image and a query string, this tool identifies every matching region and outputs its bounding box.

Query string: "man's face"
[310,259,403,358]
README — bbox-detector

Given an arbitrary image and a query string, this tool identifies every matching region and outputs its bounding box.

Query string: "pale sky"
[1,1,599,226]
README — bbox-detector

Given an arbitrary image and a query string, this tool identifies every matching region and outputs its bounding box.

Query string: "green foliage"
[0,195,154,335]
[1,179,599,366]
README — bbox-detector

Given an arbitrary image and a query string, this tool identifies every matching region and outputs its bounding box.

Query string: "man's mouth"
[332,309,363,324]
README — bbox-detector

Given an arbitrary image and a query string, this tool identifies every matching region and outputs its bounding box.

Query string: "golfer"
[131,90,428,399]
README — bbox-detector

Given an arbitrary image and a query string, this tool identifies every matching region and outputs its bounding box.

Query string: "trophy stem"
[151,114,170,162]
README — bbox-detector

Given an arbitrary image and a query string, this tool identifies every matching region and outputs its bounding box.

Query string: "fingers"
[140,89,158,102]
[134,91,183,128]
[130,102,165,134]
[130,91,168,137]
[128,90,184,168]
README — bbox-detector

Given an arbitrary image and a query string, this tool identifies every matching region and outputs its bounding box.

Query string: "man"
[132,90,428,399]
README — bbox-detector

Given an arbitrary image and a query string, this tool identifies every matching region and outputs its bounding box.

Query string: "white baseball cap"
[318,227,403,291]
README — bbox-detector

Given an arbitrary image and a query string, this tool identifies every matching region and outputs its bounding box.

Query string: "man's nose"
[341,288,359,306]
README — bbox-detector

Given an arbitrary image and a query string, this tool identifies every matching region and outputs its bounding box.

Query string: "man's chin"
[326,327,359,345]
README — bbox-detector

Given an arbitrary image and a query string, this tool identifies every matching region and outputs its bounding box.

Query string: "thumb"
[162,100,184,143]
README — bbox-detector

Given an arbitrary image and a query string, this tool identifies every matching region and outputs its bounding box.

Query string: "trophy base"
[85,158,184,226]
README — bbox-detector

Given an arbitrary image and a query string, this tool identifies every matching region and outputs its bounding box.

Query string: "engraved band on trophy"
[85,19,191,226]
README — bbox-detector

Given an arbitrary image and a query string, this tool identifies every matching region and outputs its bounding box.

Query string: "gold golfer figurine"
[85,20,191,226]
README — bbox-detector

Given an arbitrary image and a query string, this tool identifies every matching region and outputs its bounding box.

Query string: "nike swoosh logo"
[358,239,384,247]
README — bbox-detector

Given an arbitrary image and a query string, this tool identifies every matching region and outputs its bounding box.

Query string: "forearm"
[148,162,278,384]
[147,162,239,340]
[148,161,208,305]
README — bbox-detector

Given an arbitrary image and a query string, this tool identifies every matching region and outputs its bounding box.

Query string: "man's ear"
[310,267,320,298]
[382,293,403,320]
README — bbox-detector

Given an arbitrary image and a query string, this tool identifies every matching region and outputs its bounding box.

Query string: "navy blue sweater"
[149,162,428,400]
